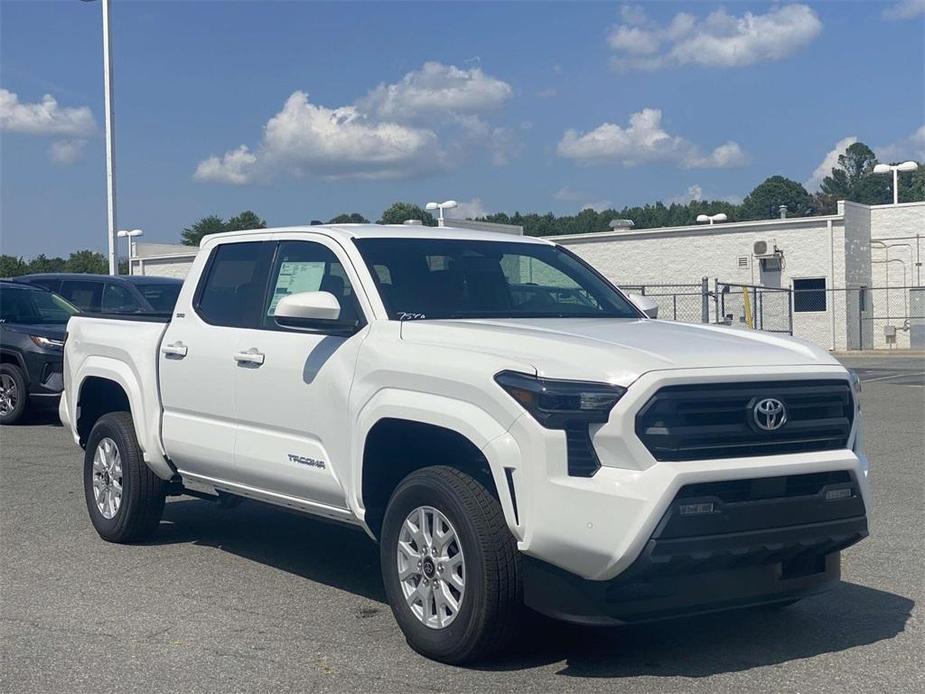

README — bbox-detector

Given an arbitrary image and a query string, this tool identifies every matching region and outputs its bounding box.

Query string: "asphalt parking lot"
[1,355,922,693]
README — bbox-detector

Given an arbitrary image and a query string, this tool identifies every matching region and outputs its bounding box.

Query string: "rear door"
[231,237,369,509]
[59,279,103,313]
[159,240,274,481]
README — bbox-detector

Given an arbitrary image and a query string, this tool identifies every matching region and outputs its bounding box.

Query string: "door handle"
[161,342,188,358]
[234,348,265,366]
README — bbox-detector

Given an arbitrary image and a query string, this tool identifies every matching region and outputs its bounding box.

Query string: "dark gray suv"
[17,273,182,314]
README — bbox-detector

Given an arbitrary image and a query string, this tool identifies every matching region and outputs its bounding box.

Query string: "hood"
[400,318,839,384]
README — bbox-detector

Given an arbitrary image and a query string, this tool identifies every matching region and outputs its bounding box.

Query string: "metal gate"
[715,281,793,335]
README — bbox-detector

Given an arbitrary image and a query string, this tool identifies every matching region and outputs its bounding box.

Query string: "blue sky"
[2,1,923,257]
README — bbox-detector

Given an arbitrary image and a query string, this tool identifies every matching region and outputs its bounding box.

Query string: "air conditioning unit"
[754,242,784,272]
[753,240,768,256]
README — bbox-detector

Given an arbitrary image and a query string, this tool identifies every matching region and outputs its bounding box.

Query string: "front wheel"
[0,364,27,425]
[83,411,166,543]
[380,466,521,664]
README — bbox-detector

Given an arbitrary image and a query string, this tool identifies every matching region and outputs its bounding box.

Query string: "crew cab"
[60,225,869,663]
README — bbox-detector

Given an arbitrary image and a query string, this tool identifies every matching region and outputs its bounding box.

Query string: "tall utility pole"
[101,0,117,274]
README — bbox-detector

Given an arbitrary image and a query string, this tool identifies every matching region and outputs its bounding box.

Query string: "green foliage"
[181,211,266,246]
[27,254,68,273]
[0,255,29,277]
[328,212,370,224]
[64,250,108,274]
[378,202,437,226]
[817,142,890,210]
[740,176,813,220]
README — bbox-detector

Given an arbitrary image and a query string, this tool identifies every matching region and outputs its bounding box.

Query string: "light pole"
[425,200,458,227]
[117,228,142,273]
[873,161,919,205]
[696,213,728,225]
[82,0,118,275]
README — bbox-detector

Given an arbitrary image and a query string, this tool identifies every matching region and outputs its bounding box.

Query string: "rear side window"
[195,241,274,327]
[59,280,104,312]
[29,278,61,293]
[102,283,141,313]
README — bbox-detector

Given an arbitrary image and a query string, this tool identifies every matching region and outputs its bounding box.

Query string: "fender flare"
[350,388,524,538]
[72,356,173,480]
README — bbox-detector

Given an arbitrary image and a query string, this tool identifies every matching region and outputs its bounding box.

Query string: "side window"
[59,280,104,312]
[30,279,61,293]
[196,241,274,328]
[263,241,363,329]
[102,283,140,313]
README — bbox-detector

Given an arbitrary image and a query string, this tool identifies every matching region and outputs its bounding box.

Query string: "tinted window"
[102,283,141,313]
[793,278,826,313]
[0,287,78,325]
[353,238,639,320]
[29,279,61,293]
[135,283,181,312]
[263,241,363,328]
[196,242,273,327]
[59,280,104,312]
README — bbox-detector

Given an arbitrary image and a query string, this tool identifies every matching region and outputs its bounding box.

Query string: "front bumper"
[522,469,868,623]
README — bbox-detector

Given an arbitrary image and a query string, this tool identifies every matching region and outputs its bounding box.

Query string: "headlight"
[494,371,626,429]
[30,335,65,350]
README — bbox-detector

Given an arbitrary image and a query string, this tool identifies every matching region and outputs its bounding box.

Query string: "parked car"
[17,273,182,314]
[60,225,868,664]
[0,280,79,424]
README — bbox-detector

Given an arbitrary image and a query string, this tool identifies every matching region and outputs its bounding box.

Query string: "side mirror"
[628,293,659,319]
[274,291,355,332]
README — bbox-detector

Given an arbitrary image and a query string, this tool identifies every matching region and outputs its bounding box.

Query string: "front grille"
[636,380,853,461]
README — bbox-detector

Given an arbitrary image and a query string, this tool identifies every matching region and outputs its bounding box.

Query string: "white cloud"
[194,145,258,185]
[454,114,520,166]
[48,139,87,165]
[579,200,614,213]
[452,198,490,219]
[554,186,589,201]
[882,0,925,19]
[877,125,925,162]
[804,136,858,190]
[0,88,95,136]
[362,62,512,121]
[557,108,748,169]
[194,91,441,183]
[608,4,822,71]
[669,184,704,204]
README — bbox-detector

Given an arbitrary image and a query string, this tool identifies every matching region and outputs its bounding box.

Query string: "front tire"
[0,363,27,425]
[83,411,166,542]
[380,466,521,664]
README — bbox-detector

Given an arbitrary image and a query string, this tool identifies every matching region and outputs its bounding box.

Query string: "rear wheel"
[380,466,521,664]
[0,364,27,425]
[83,412,166,542]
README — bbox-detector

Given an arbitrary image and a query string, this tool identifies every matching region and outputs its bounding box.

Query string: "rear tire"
[83,411,166,542]
[380,466,521,664]
[0,363,27,425]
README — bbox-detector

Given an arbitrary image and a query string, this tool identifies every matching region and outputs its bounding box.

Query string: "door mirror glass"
[274,291,356,332]
[628,293,659,319]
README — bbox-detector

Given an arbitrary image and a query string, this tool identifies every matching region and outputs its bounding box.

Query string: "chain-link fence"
[715,282,793,334]
[620,283,706,323]
[855,286,925,350]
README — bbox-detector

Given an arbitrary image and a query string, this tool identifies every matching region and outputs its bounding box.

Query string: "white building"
[553,200,924,351]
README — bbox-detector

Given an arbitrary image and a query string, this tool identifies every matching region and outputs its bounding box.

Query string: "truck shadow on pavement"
[156,497,914,678]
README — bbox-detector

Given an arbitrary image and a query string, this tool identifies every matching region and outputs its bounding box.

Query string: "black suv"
[0,281,79,424]
[17,273,182,314]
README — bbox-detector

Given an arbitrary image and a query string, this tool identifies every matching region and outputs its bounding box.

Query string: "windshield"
[135,283,181,312]
[0,287,79,325]
[353,238,640,320]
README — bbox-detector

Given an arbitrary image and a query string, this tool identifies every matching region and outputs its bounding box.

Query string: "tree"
[65,250,108,274]
[224,210,267,232]
[816,141,893,211]
[27,254,67,273]
[740,176,813,220]
[378,202,437,226]
[328,212,370,224]
[181,215,226,246]
[0,255,28,277]
[180,211,265,246]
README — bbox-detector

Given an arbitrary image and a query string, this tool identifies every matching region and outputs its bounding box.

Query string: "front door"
[232,238,368,509]
[160,240,274,481]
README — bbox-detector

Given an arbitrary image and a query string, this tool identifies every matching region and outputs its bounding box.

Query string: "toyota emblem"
[753,397,787,431]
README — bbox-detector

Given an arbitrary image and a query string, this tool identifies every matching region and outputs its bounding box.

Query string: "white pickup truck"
[61,224,869,663]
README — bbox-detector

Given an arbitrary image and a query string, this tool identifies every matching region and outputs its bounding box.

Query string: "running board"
[176,471,358,525]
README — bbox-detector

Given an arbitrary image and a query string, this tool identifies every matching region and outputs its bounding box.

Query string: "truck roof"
[199,224,554,248]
